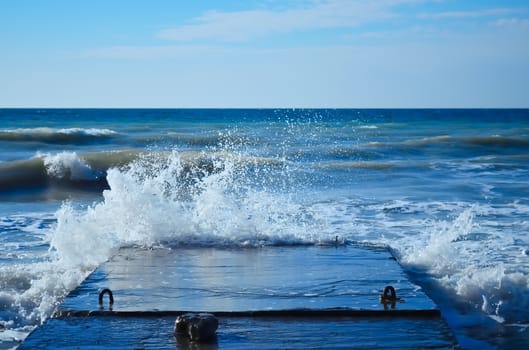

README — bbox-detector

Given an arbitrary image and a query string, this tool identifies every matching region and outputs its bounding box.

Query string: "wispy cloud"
[157,0,419,42]
[493,17,529,29]
[418,7,523,20]
[84,1,529,61]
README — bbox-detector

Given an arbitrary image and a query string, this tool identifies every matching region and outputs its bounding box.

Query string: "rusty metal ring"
[98,288,114,308]
[383,285,396,301]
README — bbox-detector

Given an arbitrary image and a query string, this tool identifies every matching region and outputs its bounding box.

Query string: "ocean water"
[0,108,528,349]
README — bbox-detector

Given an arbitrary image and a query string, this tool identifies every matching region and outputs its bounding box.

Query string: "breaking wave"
[0,150,286,200]
[0,128,118,144]
[50,150,327,267]
[0,150,329,346]
[0,151,135,197]
[370,135,529,154]
[378,204,529,327]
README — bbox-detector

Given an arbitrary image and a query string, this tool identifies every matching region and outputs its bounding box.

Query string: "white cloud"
[157,0,419,42]
[493,17,529,29]
[156,1,529,43]
[418,7,523,20]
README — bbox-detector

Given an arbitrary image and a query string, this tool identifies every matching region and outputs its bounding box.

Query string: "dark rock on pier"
[174,313,219,342]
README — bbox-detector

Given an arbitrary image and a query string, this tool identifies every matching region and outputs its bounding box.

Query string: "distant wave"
[403,135,452,147]
[407,135,529,149]
[461,135,529,148]
[133,132,257,148]
[357,125,378,129]
[0,127,118,144]
[367,135,529,153]
[0,150,287,199]
[318,161,394,170]
[324,148,378,160]
[0,151,139,196]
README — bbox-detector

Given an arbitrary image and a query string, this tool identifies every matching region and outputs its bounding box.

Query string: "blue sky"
[1,0,528,107]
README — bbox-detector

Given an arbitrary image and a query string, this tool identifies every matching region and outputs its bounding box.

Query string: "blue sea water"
[0,109,529,349]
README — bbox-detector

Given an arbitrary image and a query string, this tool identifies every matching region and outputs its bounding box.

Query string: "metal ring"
[383,285,396,301]
[98,288,114,308]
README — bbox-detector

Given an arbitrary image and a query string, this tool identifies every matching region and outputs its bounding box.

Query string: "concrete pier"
[20,245,457,349]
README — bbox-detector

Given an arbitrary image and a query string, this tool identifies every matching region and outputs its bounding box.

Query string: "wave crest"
[50,151,328,266]
[0,127,118,144]
[392,207,529,324]
[0,151,137,197]
[40,151,102,181]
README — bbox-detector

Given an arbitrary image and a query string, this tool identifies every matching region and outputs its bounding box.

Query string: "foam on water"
[397,205,529,322]
[365,202,529,347]
[38,152,103,182]
[306,194,529,348]
[50,151,328,266]
[0,151,108,198]
[0,150,330,343]
[0,128,117,144]
[3,150,324,346]
[0,213,71,348]
[45,154,529,329]
[0,150,293,200]
[2,111,529,349]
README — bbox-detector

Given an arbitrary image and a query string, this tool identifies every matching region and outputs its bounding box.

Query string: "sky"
[1,0,528,108]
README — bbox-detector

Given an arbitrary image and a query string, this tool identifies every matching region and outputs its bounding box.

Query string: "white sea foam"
[374,205,529,325]
[50,151,328,268]
[0,213,79,346]
[3,152,529,348]
[3,151,330,334]
[0,261,89,347]
[37,151,102,181]
[2,127,117,136]
[310,197,529,330]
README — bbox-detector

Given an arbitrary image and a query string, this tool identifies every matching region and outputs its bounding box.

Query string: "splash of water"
[38,151,102,181]
[2,149,329,346]
[51,150,327,265]
[389,206,529,325]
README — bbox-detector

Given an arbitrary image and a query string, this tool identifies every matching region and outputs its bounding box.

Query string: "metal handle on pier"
[382,286,396,302]
[98,288,114,309]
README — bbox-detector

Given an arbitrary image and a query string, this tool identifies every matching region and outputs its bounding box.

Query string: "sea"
[0,109,528,349]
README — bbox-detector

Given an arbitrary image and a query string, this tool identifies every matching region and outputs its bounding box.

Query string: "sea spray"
[40,151,102,181]
[42,150,328,326]
[52,150,327,252]
[3,110,529,350]
[386,206,529,326]
[0,213,89,336]
[404,208,475,272]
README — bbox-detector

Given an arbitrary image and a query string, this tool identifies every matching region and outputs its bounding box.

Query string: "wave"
[315,197,529,338]
[403,135,452,147]
[0,151,138,197]
[45,151,328,303]
[49,151,328,260]
[134,132,255,147]
[0,151,331,343]
[318,161,394,170]
[324,148,379,160]
[3,154,529,349]
[0,150,287,199]
[369,135,529,152]
[383,205,529,326]
[461,135,529,148]
[0,127,118,144]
